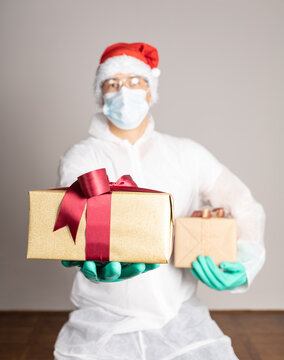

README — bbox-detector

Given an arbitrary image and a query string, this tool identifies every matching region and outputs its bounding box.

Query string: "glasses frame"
[101,75,149,93]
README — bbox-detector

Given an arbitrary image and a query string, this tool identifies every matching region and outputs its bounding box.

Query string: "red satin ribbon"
[53,168,160,261]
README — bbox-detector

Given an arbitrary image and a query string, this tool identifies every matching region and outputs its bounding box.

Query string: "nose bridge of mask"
[103,88,150,117]
[118,86,148,104]
[103,87,148,109]
[103,83,149,102]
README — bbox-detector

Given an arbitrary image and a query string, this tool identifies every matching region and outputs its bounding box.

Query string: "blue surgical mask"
[102,87,150,130]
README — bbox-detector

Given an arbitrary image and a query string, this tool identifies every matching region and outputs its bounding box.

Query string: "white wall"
[0,0,283,310]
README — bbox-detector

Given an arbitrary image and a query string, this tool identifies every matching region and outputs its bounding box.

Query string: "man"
[54,42,265,359]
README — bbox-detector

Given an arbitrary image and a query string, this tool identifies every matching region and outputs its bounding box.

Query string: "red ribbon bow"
[53,168,159,261]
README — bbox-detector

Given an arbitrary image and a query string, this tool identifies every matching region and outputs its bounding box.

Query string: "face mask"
[102,87,150,130]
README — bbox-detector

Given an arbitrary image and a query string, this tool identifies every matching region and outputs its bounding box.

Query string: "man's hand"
[61,260,160,282]
[190,255,247,290]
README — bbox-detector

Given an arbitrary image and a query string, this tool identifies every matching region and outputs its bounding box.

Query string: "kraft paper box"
[27,172,174,264]
[174,209,237,268]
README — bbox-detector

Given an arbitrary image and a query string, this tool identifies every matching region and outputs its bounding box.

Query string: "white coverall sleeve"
[196,144,266,293]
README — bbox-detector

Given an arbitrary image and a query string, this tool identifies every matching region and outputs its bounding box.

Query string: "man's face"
[101,73,152,106]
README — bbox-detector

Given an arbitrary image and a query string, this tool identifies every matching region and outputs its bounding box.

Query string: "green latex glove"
[191,255,247,291]
[61,260,160,282]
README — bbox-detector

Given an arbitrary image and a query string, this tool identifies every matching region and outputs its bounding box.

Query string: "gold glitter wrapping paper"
[27,190,174,263]
[174,217,237,268]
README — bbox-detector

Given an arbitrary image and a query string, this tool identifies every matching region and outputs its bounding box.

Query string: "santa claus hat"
[94,42,160,106]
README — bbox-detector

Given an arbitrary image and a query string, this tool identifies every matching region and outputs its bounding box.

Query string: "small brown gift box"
[174,208,237,268]
[27,169,174,264]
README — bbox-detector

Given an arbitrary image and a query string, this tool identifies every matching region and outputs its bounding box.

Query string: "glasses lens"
[102,79,120,92]
[102,76,149,93]
[127,76,148,89]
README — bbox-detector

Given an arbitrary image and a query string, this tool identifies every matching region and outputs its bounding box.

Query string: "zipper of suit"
[126,142,146,187]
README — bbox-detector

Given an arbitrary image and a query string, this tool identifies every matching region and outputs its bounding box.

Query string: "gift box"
[27,168,174,263]
[174,208,237,268]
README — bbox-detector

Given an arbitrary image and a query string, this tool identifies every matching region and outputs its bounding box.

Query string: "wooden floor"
[0,311,283,359]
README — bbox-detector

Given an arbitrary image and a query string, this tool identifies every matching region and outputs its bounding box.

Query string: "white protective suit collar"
[88,112,155,146]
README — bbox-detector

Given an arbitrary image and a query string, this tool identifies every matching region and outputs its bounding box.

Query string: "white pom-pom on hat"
[151,68,161,77]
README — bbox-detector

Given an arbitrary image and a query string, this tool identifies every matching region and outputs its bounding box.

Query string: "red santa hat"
[94,42,160,106]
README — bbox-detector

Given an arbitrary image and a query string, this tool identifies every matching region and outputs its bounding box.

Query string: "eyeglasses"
[101,75,149,93]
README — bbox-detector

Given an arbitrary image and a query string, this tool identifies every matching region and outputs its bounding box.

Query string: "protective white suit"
[53,112,265,360]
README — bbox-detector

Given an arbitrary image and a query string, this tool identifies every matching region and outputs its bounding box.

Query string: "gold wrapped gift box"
[27,189,174,263]
[174,208,237,268]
